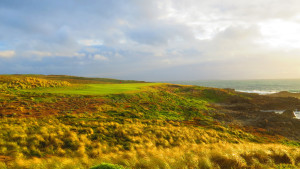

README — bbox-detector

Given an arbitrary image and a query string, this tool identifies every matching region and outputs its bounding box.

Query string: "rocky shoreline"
[213,90,300,141]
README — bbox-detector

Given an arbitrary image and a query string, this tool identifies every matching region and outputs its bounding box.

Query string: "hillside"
[0,74,146,84]
[269,91,300,99]
[1,75,300,168]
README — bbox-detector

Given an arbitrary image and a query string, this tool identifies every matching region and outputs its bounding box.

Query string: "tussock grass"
[0,76,70,90]
[1,142,300,169]
[0,116,300,168]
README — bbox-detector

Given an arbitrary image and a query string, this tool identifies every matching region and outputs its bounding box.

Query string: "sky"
[1,0,300,81]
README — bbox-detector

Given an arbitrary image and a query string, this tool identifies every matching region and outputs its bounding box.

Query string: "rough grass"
[1,74,146,84]
[1,75,300,168]
[0,117,252,159]
[2,141,300,169]
[0,76,71,90]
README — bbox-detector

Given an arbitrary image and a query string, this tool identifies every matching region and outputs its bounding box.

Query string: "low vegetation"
[0,75,300,168]
[0,76,71,90]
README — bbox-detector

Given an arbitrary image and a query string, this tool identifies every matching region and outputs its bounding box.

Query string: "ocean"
[166,79,300,118]
[166,79,300,94]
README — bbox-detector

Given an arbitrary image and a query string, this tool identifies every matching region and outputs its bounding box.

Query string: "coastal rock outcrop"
[282,109,296,118]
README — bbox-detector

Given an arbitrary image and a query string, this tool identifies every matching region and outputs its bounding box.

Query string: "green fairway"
[22,83,163,95]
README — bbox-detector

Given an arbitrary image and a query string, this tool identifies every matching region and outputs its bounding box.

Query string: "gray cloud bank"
[1,0,300,80]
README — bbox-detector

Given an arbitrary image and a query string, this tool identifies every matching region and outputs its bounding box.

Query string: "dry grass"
[0,117,300,168]
[1,143,300,169]
[1,75,300,168]
[0,76,71,90]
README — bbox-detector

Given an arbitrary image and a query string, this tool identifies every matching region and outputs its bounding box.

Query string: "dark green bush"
[90,163,124,169]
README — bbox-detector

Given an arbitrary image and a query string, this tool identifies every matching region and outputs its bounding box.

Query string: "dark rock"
[282,109,296,118]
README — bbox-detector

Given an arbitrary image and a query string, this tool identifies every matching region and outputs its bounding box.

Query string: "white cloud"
[24,51,85,58]
[258,19,300,49]
[73,53,86,57]
[94,54,109,61]
[56,52,85,58]
[26,51,52,57]
[78,39,103,46]
[0,50,15,58]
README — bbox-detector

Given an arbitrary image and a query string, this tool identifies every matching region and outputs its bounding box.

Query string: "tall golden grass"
[0,76,70,89]
[0,117,300,168]
[1,142,300,168]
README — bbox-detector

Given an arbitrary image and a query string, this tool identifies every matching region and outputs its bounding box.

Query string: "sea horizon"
[164,78,300,94]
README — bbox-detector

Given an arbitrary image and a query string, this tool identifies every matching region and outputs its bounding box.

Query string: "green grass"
[21,83,163,95]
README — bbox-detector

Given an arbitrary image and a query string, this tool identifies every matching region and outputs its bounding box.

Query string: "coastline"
[165,79,300,95]
[236,90,277,95]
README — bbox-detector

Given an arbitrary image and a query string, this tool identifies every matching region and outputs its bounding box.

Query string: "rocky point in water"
[282,109,296,118]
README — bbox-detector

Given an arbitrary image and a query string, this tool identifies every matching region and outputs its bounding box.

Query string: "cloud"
[126,22,194,46]
[93,54,109,61]
[78,39,103,46]
[1,0,300,80]
[0,50,15,58]
[24,51,52,57]
[23,50,85,58]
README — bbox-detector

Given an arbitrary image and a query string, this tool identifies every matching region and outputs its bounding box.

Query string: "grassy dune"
[0,75,300,168]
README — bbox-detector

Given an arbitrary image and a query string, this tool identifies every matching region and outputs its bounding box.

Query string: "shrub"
[90,163,124,169]
[5,77,71,89]
[211,153,246,169]
[271,153,293,164]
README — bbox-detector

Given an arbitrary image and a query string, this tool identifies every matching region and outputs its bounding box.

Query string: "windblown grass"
[0,114,299,168]
[1,75,300,168]
[2,141,300,168]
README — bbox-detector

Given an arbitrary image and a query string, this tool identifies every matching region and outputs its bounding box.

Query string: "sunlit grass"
[1,75,300,168]
[21,83,164,95]
[2,140,300,168]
